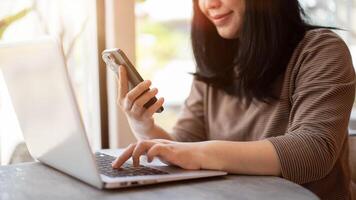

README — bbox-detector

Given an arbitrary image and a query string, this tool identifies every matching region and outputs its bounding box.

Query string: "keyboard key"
[94,152,169,178]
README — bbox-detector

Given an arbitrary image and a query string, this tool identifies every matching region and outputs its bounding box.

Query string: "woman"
[112,0,355,199]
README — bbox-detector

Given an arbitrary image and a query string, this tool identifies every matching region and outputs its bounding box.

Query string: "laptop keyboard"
[95,152,169,177]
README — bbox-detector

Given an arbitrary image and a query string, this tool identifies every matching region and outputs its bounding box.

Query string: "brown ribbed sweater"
[171,29,356,199]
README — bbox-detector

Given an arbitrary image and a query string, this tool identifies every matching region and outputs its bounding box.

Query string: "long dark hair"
[191,0,314,103]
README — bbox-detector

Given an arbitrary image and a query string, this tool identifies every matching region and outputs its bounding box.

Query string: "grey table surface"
[0,161,319,200]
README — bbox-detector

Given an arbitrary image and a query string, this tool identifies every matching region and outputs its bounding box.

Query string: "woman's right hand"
[116,65,165,139]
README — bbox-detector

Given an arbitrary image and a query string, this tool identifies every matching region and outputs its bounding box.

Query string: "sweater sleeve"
[170,78,207,142]
[267,30,356,184]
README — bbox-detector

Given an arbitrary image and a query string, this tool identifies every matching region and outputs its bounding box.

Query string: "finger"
[118,65,129,103]
[152,139,171,144]
[131,88,158,114]
[123,80,151,111]
[143,97,164,117]
[146,144,168,163]
[132,141,155,167]
[112,143,136,169]
[134,88,158,108]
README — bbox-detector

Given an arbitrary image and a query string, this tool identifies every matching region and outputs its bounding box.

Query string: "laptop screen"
[0,38,102,188]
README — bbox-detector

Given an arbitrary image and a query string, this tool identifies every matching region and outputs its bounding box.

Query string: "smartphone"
[102,48,164,113]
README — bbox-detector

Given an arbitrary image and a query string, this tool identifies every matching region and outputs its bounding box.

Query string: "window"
[135,0,194,131]
[0,0,101,164]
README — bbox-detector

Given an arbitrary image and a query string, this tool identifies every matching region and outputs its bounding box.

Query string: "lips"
[210,11,233,26]
[210,11,233,20]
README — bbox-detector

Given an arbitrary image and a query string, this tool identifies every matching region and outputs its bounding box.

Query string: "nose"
[204,0,222,9]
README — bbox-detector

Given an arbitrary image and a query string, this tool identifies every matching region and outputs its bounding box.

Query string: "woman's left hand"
[111,139,204,170]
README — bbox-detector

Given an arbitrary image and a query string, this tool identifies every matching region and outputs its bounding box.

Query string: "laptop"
[0,37,227,189]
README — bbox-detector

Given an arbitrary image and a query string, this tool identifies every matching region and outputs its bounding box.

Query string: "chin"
[217,29,239,39]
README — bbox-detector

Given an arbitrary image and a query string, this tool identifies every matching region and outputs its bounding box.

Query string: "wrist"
[146,124,173,140]
[128,119,154,140]
[197,141,225,171]
[145,124,160,138]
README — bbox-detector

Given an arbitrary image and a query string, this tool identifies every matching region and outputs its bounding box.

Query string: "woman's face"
[198,0,246,39]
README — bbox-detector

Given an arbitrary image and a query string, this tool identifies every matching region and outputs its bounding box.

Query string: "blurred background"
[0,0,355,165]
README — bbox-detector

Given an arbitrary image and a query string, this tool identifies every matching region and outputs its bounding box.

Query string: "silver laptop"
[0,37,227,189]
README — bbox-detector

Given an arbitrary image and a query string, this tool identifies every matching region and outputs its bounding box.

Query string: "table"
[0,159,318,200]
